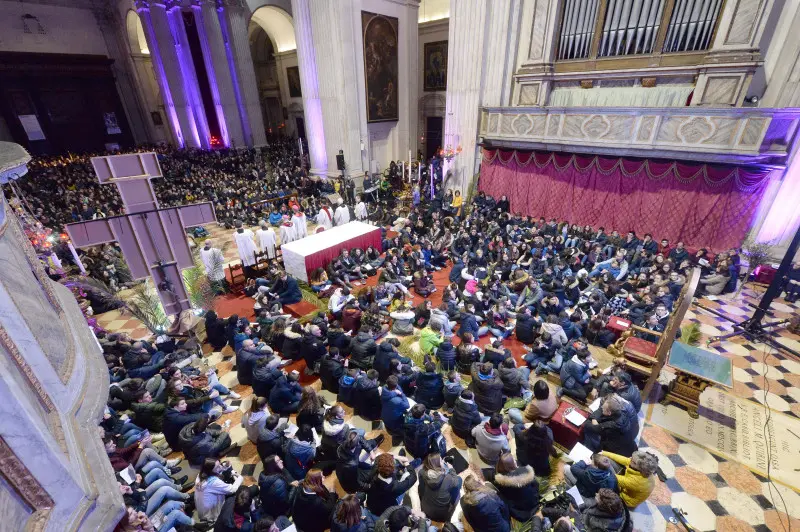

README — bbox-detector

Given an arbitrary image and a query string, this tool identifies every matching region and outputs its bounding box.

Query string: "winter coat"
[582,498,631,532]
[460,488,510,532]
[560,354,591,391]
[284,438,316,480]
[341,308,363,333]
[241,410,268,444]
[418,467,462,522]
[327,328,351,353]
[469,363,505,415]
[269,375,302,414]
[178,422,231,466]
[373,343,409,382]
[443,381,464,408]
[258,469,296,518]
[601,451,656,508]
[297,407,325,434]
[419,327,444,355]
[436,340,457,370]
[497,366,528,398]
[429,308,454,337]
[366,465,418,517]
[569,461,618,498]
[513,423,554,477]
[515,314,538,344]
[491,466,539,522]
[380,387,410,435]
[252,363,282,398]
[471,422,511,465]
[354,376,382,420]
[335,440,374,494]
[128,401,165,433]
[338,372,359,406]
[237,347,265,386]
[320,355,346,393]
[414,371,445,409]
[214,495,256,532]
[403,415,443,459]
[349,331,378,369]
[449,396,482,439]
[255,423,286,461]
[585,399,639,457]
[163,408,204,450]
[459,313,481,339]
[281,329,303,360]
[291,488,338,532]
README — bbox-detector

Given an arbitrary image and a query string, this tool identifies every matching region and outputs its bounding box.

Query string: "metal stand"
[700,223,800,359]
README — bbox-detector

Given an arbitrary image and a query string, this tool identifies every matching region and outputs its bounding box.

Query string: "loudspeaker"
[336,154,346,171]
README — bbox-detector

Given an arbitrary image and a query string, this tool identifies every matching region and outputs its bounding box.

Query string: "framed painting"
[423,40,448,91]
[361,11,399,122]
[286,66,302,98]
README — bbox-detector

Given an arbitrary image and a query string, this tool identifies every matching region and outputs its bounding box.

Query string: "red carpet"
[212,263,531,373]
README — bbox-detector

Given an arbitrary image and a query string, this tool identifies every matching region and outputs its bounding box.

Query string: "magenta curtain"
[303,228,382,274]
[478,149,771,252]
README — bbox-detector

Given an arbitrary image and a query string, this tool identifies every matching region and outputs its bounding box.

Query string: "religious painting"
[286,66,302,98]
[362,11,399,123]
[423,40,448,91]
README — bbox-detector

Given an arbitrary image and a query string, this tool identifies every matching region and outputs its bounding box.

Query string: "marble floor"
[94,222,800,531]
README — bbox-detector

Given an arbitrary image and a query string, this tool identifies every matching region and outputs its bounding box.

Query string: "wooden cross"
[65,152,216,315]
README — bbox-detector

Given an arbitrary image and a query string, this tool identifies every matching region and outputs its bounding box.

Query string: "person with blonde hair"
[292,468,338,532]
[601,450,658,508]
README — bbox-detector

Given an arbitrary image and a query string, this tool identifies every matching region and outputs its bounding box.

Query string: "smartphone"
[139,430,150,441]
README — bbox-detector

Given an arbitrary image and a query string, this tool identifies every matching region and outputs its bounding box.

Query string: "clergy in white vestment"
[291,205,308,240]
[233,223,257,272]
[315,204,334,230]
[334,198,350,226]
[199,240,226,281]
[279,215,295,246]
[256,220,277,259]
[354,195,368,221]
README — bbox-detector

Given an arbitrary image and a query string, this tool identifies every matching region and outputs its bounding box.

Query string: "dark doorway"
[425,116,443,161]
[295,116,306,141]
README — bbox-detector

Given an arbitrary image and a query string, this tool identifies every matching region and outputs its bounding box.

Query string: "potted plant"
[738,238,776,295]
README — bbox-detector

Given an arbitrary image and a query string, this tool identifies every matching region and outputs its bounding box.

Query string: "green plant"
[679,322,702,346]
[182,256,216,313]
[127,279,170,333]
[737,238,776,294]
[398,335,423,367]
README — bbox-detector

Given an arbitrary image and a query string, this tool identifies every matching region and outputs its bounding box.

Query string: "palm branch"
[126,280,171,333]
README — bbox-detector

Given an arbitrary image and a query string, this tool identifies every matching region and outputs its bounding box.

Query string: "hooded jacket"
[330,498,375,532]
[302,333,327,368]
[327,328,351,352]
[414,371,445,409]
[443,380,464,408]
[281,328,303,361]
[350,374,379,420]
[269,375,302,414]
[403,414,443,459]
[497,365,528,398]
[255,422,286,461]
[292,487,338,532]
[252,364,282,398]
[242,410,268,443]
[284,437,316,480]
[418,467,462,522]
[560,354,591,391]
[418,327,444,355]
[460,488,510,532]
[514,314,538,344]
[349,331,378,369]
[582,498,631,532]
[335,439,374,494]
[435,340,456,370]
[373,343,409,382]
[366,464,418,517]
[320,355,346,393]
[469,363,505,415]
[178,422,231,466]
[257,468,296,518]
[450,396,482,439]
[429,308,454,337]
[236,346,266,386]
[602,451,656,508]
[338,372,359,406]
[569,461,618,498]
[471,421,510,465]
[380,387,410,435]
[163,407,204,450]
[491,465,539,522]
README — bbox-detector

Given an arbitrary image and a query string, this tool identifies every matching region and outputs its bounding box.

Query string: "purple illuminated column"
[291,0,327,174]
[135,1,184,147]
[215,1,250,148]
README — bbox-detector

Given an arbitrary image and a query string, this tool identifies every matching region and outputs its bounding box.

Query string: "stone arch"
[249,5,296,53]
[125,10,149,55]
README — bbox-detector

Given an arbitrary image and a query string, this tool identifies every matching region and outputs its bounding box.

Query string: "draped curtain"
[478,149,772,252]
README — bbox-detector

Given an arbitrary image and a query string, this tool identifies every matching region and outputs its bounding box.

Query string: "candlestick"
[68,241,86,274]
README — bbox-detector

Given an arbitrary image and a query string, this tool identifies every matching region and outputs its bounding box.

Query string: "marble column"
[481,0,523,107]
[444,0,490,192]
[135,0,188,147]
[512,0,560,105]
[761,0,800,107]
[219,0,267,147]
[291,0,328,174]
[193,0,245,148]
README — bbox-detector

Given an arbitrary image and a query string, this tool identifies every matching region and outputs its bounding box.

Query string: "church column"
[481,0,523,107]
[291,0,328,174]
[218,0,267,147]
[443,0,490,192]
[192,0,245,148]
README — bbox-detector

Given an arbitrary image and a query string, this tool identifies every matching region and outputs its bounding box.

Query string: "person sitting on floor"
[241,396,270,444]
[460,475,510,532]
[581,488,632,532]
[596,369,642,413]
[512,419,557,477]
[601,450,658,508]
[417,451,463,523]
[365,453,418,518]
[471,412,510,466]
[414,360,445,410]
[563,453,618,500]
[255,414,287,461]
[507,380,558,425]
[443,371,464,411]
[558,347,595,402]
[320,348,346,394]
[193,457,243,524]
[349,327,378,370]
[403,403,446,459]
[354,369,382,421]
[178,414,234,466]
[269,370,302,415]
[583,394,640,457]
[469,362,505,416]
[489,451,539,523]
[291,468,338,532]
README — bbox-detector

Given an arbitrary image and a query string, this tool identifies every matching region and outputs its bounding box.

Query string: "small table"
[550,401,590,450]
[662,342,733,418]
[606,316,632,339]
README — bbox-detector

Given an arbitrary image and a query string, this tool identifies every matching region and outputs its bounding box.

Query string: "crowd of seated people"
[84,140,753,532]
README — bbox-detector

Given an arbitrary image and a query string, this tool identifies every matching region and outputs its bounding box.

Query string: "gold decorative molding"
[0,437,53,531]
[641,77,657,88]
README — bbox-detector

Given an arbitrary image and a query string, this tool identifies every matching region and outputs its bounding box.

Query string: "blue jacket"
[236,347,264,386]
[560,356,591,390]
[354,376,381,420]
[252,364,281,398]
[276,276,302,305]
[449,260,465,283]
[269,376,302,413]
[338,373,358,406]
[233,332,249,354]
[163,408,204,450]
[284,438,316,480]
[403,414,443,459]
[414,371,445,409]
[569,461,618,499]
[443,381,464,408]
[381,387,410,435]
[373,343,410,382]
[436,340,456,370]
[258,470,296,517]
[459,313,481,339]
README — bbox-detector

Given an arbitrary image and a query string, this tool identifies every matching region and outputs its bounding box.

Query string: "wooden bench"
[284,300,320,319]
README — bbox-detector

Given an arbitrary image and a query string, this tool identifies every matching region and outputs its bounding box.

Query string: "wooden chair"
[252,251,270,275]
[228,263,246,293]
[607,326,661,380]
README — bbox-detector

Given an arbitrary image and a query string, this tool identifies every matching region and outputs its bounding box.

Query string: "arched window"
[126,10,149,55]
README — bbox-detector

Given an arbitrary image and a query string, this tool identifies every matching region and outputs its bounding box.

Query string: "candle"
[68,241,86,274]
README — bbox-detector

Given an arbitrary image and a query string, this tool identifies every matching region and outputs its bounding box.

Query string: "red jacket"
[341,308,363,333]
[108,443,142,472]
[657,243,671,257]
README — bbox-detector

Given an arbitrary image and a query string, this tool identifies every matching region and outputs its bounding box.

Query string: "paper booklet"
[567,442,594,464]
[565,409,587,426]
[588,398,602,412]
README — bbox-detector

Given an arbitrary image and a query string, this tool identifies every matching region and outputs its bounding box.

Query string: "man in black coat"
[514,308,538,345]
[163,398,204,451]
[450,390,483,445]
[353,369,382,420]
[469,362,505,416]
[403,404,446,459]
[319,348,346,393]
[349,328,378,369]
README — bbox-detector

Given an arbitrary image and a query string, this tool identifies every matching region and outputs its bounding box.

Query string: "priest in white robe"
[354,194,368,221]
[291,206,308,241]
[199,240,227,291]
[233,223,257,276]
[334,198,350,226]
[256,220,277,259]
[315,204,334,230]
[279,215,295,247]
